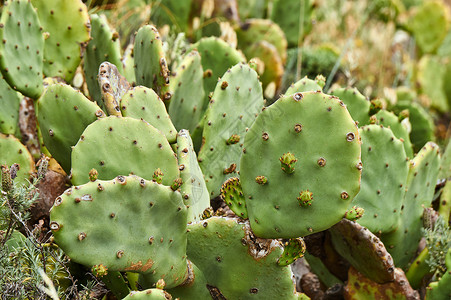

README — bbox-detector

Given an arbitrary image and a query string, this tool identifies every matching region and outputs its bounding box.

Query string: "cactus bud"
[156,278,166,290]
[171,178,183,191]
[255,175,267,185]
[297,190,313,207]
[280,152,297,174]
[91,264,108,277]
[345,206,365,221]
[315,74,326,89]
[152,168,164,184]
[37,156,49,179]
[89,168,98,182]
[226,134,240,145]
[369,99,383,115]
[1,165,12,193]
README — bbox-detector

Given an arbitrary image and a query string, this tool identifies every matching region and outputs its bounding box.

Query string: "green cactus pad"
[373,109,413,158]
[36,83,103,173]
[408,0,449,54]
[176,130,210,223]
[0,133,35,185]
[0,76,22,135]
[134,25,170,99]
[98,61,130,117]
[71,116,179,186]
[120,86,177,143]
[122,43,136,84]
[285,76,323,96]
[0,0,44,99]
[85,14,124,108]
[186,217,299,299]
[382,142,441,269]
[123,289,173,300]
[220,178,248,219]
[50,175,188,289]
[352,125,409,234]
[392,101,435,156]
[417,55,448,112]
[168,51,206,133]
[270,0,313,47]
[190,37,244,112]
[31,0,90,81]
[330,87,370,126]
[439,137,451,180]
[330,219,395,284]
[236,18,287,64]
[344,267,419,299]
[278,238,306,266]
[240,91,362,238]
[198,63,264,197]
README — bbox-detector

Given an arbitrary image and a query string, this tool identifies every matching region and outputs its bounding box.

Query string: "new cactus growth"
[278,238,306,266]
[344,206,364,221]
[297,190,313,207]
[280,152,298,174]
[220,177,248,219]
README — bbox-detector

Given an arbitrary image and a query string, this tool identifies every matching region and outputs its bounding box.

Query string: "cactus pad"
[36,83,104,173]
[240,91,362,238]
[176,130,210,223]
[168,51,206,133]
[0,76,22,135]
[198,63,264,197]
[352,125,409,234]
[50,175,189,289]
[0,133,35,185]
[186,217,299,299]
[123,289,174,300]
[120,86,177,143]
[84,14,124,108]
[71,117,179,186]
[330,87,370,126]
[134,25,170,99]
[98,62,130,117]
[31,0,90,81]
[0,0,44,99]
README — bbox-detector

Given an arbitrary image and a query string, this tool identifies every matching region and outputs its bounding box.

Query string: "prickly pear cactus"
[352,125,409,234]
[168,51,206,133]
[70,116,179,186]
[416,55,448,112]
[198,63,264,198]
[220,177,248,219]
[0,0,44,99]
[31,0,90,81]
[176,130,210,223]
[167,262,212,299]
[186,217,300,299]
[373,109,413,158]
[50,175,189,289]
[0,76,22,135]
[150,0,191,32]
[120,86,177,143]
[134,25,170,100]
[84,14,124,108]
[285,76,323,96]
[190,37,244,112]
[36,83,104,173]
[330,87,370,126]
[0,133,35,185]
[382,142,441,269]
[240,91,362,238]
